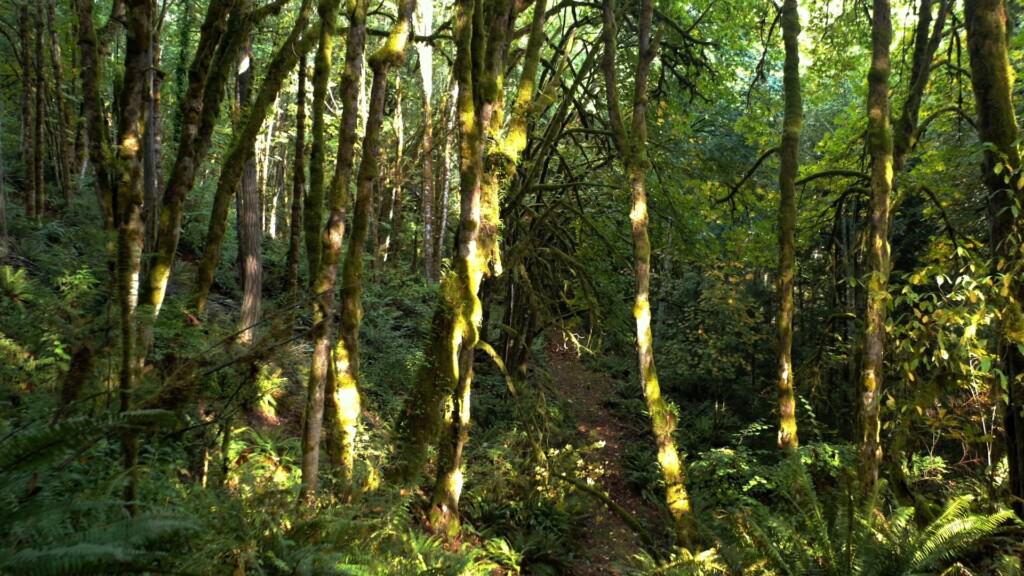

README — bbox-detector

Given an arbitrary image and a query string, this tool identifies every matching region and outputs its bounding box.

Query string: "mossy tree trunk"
[424,0,493,536]
[602,0,695,548]
[326,0,416,494]
[776,0,801,451]
[114,0,153,514]
[299,0,368,501]
[965,0,1024,520]
[141,0,240,318]
[388,0,546,505]
[192,1,316,313]
[860,0,893,497]
[303,0,343,286]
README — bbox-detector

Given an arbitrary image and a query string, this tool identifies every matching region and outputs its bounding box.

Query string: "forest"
[1,0,1024,573]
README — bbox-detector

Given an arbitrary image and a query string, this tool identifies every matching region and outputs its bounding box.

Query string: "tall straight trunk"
[329,0,415,493]
[776,0,801,451]
[299,0,366,501]
[267,140,286,238]
[143,23,161,257]
[193,2,315,313]
[860,0,893,496]
[965,0,1024,519]
[302,0,342,285]
[436,79,456,262]
[20,6,37,221]
[172,0,193,144]
[45,0,75,204]
[76,0,115,230]
[602,0,694,548]
[387,79,405,266]
[415,1,437,281]
[142,0,239,318]
[286,55,308,292]
[236,39,262,345]
[114,0,153,514]
[34,7,46,220]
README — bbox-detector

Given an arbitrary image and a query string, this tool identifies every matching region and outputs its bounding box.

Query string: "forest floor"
[546,341,660,575]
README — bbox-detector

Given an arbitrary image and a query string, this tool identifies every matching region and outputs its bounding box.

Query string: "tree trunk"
[776,0,801,451]
[299,0,363,501]
[143,21,162,260]
[435,78,457,263]
[45,0,75,204]
[428,0,516,536]
[286,55,308,293]
[329,0,415,494]
[19,5,37,222]
[302,0,340,286]
[965,0,1024,520]
[387,79,405,266]
[193,1,315,313]
[602,0,694,548]
[860,0,893,497]
[33,6,46,220]
[114,0,153,514]
[76,0,115,230]
[172,0,193,145]
[236,38,262,345]
[415,1,437,280]
[141,0,239,318]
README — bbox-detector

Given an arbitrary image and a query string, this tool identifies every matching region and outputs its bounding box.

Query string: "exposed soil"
[546,339,661,575]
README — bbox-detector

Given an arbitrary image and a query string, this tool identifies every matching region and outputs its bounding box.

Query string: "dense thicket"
[1,0,1022,574]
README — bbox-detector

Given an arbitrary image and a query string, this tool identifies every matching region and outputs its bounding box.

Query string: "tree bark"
[428,0,516,536]
[76,0,115,230]
[299,0,364,501]
[45,0,75,204]
[141,0,239,318]
[236,38,262,345]
[860,0,893,496]
[602,0,694,548]
[776,0,801,451]
[286,55,308,293]
[114,0,153,514]
[415,1,437,281]
[965,0,1024,520]
[330,0,415,493]
[193,1,316,313]
[302,0,342,285]
[19,5,38,222]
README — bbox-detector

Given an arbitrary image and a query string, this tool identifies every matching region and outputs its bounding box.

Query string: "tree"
[285,55,308,292]
[860,0,893,496]
[965,0,1024,519]
[602,0,695,548]
[193,0,316,313]
[299,0,366,501]
[112,0,154,513]
[415,1,437,281]
[776,0,802,451]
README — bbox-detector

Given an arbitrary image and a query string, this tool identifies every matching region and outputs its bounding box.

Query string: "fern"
[735,459,1015,576]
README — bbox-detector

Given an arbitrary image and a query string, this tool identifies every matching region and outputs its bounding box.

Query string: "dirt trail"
[546,341,660,575]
